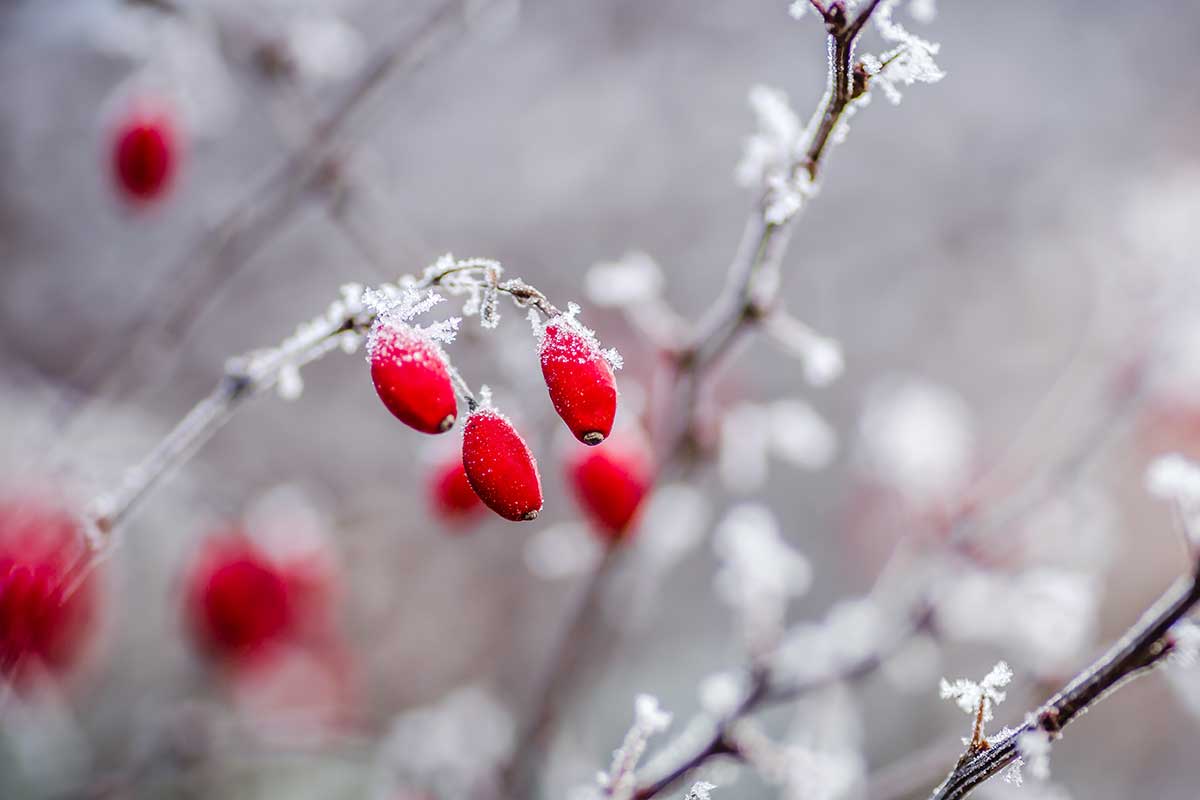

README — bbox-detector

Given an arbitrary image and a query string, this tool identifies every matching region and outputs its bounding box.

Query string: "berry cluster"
[367,291,639,530]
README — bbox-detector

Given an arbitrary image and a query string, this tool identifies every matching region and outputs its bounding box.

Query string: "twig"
[927,556,1200,800]
[69,1,476,397]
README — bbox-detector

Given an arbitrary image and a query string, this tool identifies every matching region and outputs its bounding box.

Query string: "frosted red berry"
[370,323,458,434]
[185,534,296,663]
[0,499,98,682]
[461,409,543,522]
[566,432,654,542]
[540,321,617,446]
[112,107,177,203]
[429,455,484,523]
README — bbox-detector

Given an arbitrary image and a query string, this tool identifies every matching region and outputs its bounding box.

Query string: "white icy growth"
[858,375,975,505]
[764,313,845,387]
[737,86,815,225]
[598,695,673,800]
[909,0,937,24]
[1168,619,1200,668]
[585,251,665,307]
[939,661,1012,724]
[720,400,837,493]
[770,400,838,470]
[775,597,885,686]
[524,522,604,580]
[714,504,812,654]
[363,283,460,354]
[938,567,1098,675]
[423,253,506,329]
[699,672,744,718]
[1017,729,1052,781]
[285,12,366,83]
[787,1,809,20]
[686,781,717,800]
[1146,453,1200,545]
[536,302,623,371]
[866,0,946,104]
[275,363,303,400]
[378,685,515,797]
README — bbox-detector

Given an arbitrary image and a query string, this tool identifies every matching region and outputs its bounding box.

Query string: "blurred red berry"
[462,408,542,522]
[565,431,654,542]
[112,107,177,203]
[370,324,458,434]
[428,455,483,523]
[185,534,297,663]
[0,498,98,682]
[540,321,617,445]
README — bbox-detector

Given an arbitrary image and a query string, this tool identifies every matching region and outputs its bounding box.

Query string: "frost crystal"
[585,251,664,307]
[769,400,837,470]
[737,86,814,224]
[939,661,1012,723]
[867,0,946,104]
[714,504,812,655]
[909,0,937,24]
[1146,453,1200,545]
[699,672,744,717]
[1017,729,1052,781]
[536,303,623,371]
[1168,619,1200,668]
[599,695,674,800]
[685,781,717,800]
[787,1,809,20]
[858,376,974,505]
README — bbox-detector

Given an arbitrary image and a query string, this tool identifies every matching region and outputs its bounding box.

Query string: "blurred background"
[3,1,1200,798]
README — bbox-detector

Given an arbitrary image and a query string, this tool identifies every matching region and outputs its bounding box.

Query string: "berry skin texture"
[566,432,654,543]
[113,108,177,203]
[0,499,98,683]
[461,409,543,522]
[429,455,484,524]
[540,321,617,446]
[370,324,458,434]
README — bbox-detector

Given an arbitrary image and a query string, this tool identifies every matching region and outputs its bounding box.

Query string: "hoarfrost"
[866,0,946,104]
[939,661,1012,724]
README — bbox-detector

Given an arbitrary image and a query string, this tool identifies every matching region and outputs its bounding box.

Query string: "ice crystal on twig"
[599,695,674,800]
[684,781,716,800]
[866,0,946,104]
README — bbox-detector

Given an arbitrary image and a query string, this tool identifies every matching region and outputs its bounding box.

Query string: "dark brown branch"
[928,560,1200,800]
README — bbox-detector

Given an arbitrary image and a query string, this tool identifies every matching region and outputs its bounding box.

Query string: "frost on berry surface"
[537,303,622,444]
[585,251,665,307]
[597,694,673,800]
[939,660,1012,725]
[714,504,812,655]
[857,375,975,506]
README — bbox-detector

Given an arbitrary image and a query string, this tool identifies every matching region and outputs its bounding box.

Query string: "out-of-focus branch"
[71,1,477,397]
[927,555,1200,800]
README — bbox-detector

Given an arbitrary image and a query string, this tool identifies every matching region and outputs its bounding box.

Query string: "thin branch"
[69,1,476,397]
[928,559,1200,800]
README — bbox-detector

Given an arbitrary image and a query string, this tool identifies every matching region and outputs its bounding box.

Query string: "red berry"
[566,431,654,542]
[540,320,618,445]
[185,534,295,663]
[0,499,98,682]
[112,107,177,202]
[461,409,543,522]
[428,455,484,523]
[370,323,458,434]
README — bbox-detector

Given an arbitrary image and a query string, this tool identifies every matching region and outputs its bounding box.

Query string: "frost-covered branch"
[927,556,1200,800]
[85,257,566,546]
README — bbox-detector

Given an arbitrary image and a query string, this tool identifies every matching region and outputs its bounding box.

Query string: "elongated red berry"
[540,319,618,445]
[370,323,458,434]
[0,498,98,682]
[461,409,542,521]
[566,432,654,542]
[112,106,177,202]
[429,455,483,523]
[185,534,296,663]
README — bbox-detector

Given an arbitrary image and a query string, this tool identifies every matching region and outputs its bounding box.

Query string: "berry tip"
[439,414,456,432]
[582,431,605,446]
